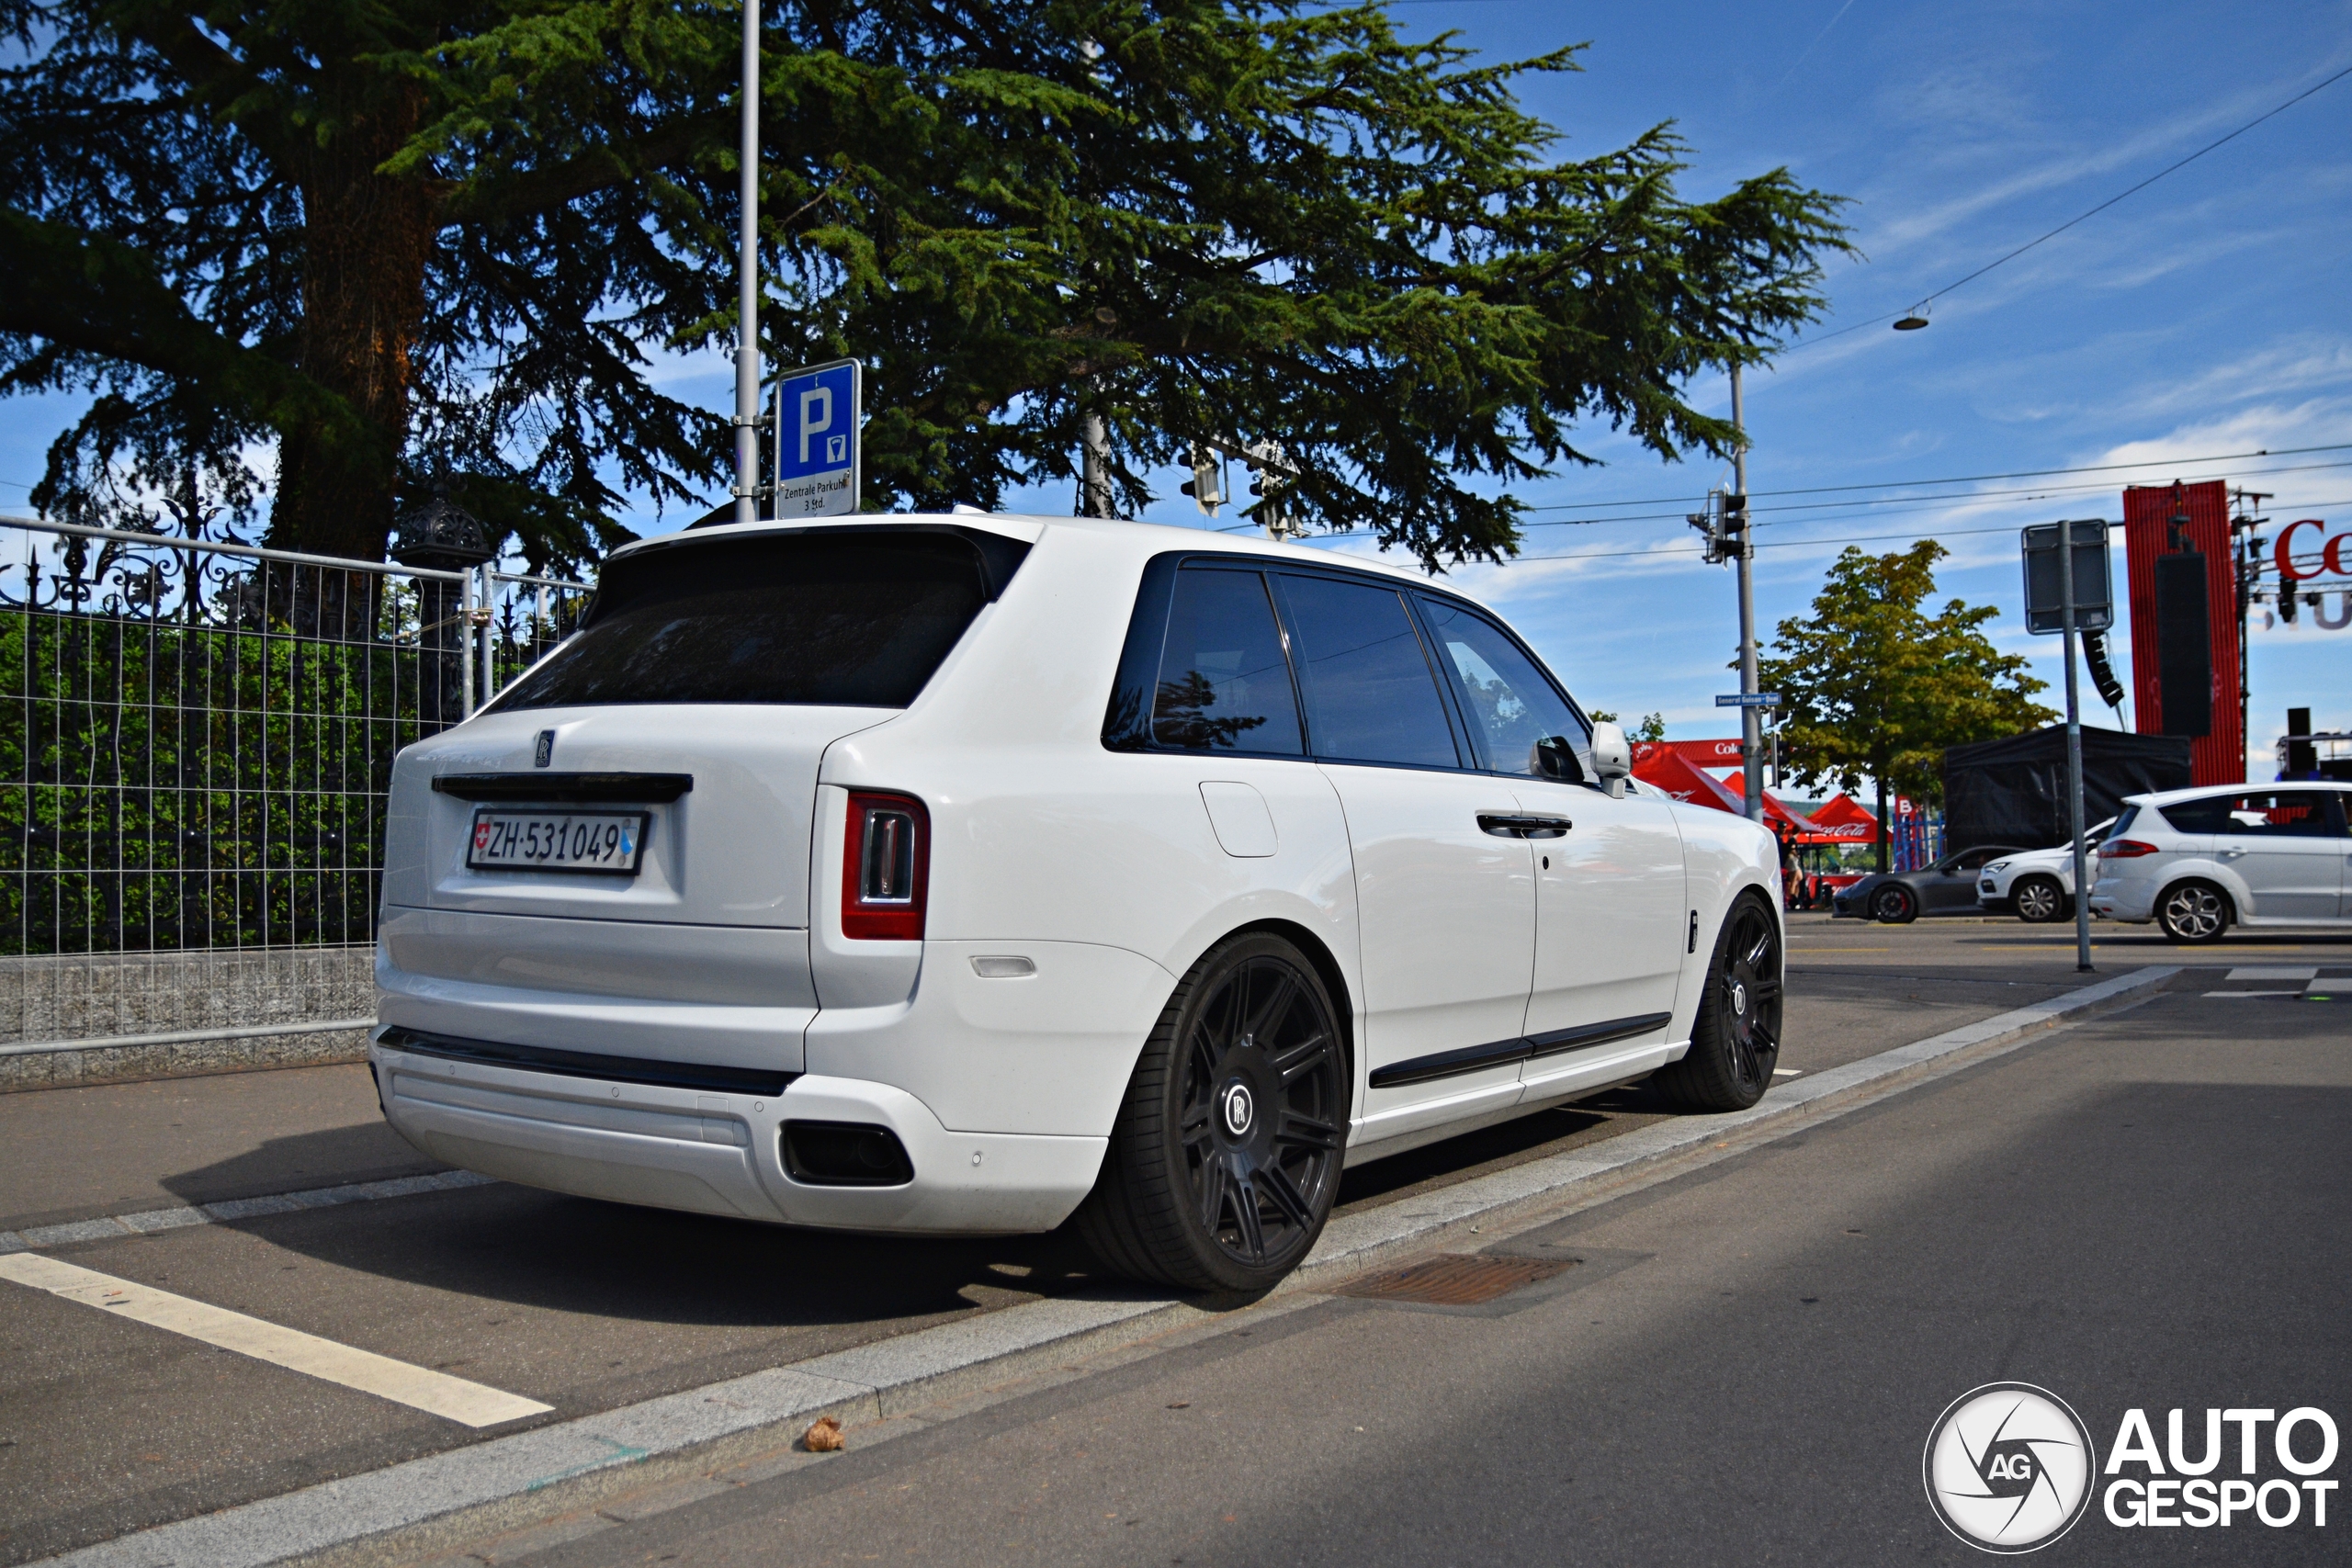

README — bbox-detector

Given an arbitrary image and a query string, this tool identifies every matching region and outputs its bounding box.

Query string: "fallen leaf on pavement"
[802,1416,845,1452]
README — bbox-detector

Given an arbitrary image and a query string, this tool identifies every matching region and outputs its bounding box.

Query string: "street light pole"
[1732,364,1762,823]
[732,0,761,525]
[2060,523,2093,973]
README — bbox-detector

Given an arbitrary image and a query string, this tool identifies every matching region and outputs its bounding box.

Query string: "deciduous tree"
[1758,541,2052,870]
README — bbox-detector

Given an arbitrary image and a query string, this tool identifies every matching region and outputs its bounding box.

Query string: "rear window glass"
[2161,790,2340,837]
[1152,569,1304,753]
[498,533,1001,710]
[1278,574,1459,768]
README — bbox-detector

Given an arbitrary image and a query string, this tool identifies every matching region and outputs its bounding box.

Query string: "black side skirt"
[376,1025,793,1098]
[1368,1012,1675,1090]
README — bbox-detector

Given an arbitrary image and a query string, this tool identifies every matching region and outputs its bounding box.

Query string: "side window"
[1416,595,1590,779]
[1276,574,1460,768]
[2221,791,2340,836]
[1150,568,1304,754]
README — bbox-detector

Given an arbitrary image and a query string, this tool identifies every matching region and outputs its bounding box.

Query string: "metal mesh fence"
[1,518,589,961]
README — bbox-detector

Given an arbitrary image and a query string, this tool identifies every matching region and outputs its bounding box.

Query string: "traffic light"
[1687,491,1747,565]
[2081,631,2126,709]
[1722,491,1749,558]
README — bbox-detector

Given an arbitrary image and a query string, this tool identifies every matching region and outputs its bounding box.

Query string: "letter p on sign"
[798,388,832,463]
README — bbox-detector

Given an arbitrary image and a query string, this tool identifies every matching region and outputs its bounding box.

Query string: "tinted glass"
[2163,790,2341,836]
[1151,569,1303,753]
[500,534,994,710]
[2106,806,2139,840]
[1418,596,1589,778]
[1278,575,1458,767]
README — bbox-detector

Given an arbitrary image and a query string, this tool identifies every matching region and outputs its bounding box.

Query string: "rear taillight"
[2098,839,2158,859]
[842,791,928,940]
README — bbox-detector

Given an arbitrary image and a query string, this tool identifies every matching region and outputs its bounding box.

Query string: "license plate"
[467,809,649,875]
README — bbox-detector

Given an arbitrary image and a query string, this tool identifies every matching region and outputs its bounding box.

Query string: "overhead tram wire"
[1505,441,2352,516]
[1782,62,2352,350]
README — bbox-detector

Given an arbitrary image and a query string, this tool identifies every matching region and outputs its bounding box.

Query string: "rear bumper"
[2086,880,2154,922]
[371,1032,1106,1235]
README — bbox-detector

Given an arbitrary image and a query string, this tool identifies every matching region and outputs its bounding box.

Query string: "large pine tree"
[2,0,1850,570]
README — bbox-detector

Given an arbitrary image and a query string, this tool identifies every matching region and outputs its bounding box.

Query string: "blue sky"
[6,0,2346,777]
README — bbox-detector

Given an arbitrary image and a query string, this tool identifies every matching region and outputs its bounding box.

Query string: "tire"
[1074,932,1348,1292]
[2156,879,2231,944]
[2012,874,2068,924]
[1653,893,1783,1112]
[1871,884,1918,924]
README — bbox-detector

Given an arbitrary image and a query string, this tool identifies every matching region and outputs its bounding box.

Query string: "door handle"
[1478,813,1573,840]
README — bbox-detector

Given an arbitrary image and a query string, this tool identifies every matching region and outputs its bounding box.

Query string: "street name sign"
[770,358,861,518]
[1715,693,1781,708]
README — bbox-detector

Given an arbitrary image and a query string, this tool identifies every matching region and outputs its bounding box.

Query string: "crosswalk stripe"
[0,1253,552,1428]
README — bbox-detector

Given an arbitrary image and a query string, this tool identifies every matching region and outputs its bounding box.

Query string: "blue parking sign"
[769,358,861,517]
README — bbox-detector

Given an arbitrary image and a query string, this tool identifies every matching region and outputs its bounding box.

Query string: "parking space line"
[2228,966,2320,981]
[0,1253,552,1428]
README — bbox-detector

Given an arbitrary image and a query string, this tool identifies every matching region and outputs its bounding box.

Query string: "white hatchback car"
[371,514,1782,1290]
[1975,818,2114,922]
[2086,784,2352,942]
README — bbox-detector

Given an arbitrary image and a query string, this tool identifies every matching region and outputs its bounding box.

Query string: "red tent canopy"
[1630,745,1816,831]
[1792,792,1878,844]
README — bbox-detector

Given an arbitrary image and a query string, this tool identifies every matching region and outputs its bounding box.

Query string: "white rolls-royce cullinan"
[371,513,1784,1290]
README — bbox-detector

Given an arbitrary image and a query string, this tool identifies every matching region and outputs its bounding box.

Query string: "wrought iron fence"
[1,516,590,960]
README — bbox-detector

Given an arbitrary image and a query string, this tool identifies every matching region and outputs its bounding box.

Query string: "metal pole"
[2061,522,2093,973]
[1732,364,1762,822]
[458,565,475,719]
[732,0,761,525]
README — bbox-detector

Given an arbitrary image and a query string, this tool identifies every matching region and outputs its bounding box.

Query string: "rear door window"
[2164,790,2345,836]
[1416,595,1589,779]
[1276,574,1460,768]
[1150,568,1304,754]
[498,531,1013,710]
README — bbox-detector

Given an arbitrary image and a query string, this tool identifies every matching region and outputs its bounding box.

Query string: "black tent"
[1942,727,2193,851]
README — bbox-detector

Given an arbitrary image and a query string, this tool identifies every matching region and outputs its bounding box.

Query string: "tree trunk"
[266,80,436,567]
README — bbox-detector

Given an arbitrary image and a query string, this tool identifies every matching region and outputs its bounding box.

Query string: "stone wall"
[0,945,376,1092]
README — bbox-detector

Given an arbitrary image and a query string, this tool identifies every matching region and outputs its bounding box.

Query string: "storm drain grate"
[1335,1253,1578,1306]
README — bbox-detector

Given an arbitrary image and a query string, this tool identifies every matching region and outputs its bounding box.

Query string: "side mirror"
[1589,721,1631,798]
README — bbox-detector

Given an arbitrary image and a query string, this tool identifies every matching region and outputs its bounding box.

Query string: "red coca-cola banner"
[2121,480,2243,786]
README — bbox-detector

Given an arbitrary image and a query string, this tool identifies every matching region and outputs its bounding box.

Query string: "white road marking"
[0,1253,551,1427]
[2309,980,2343,997]
[2226,966,2318,981]
[2200,990,2304,998]
[1772,1068,1802,1077]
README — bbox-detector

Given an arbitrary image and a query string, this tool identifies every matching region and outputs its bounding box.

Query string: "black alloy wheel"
[1655,893,1783,1112]
[1077,932,1348,1292]
[2012,874,2068,923]
[2156,879,2231,943]
[1872,883,1918,924]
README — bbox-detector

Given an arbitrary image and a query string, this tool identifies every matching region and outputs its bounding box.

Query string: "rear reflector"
[783,1121,915,1186]
[2098,840,2158,858]
[842,790,929,940]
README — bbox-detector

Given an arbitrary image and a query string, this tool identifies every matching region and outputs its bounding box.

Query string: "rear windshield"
[498,532,1010,710]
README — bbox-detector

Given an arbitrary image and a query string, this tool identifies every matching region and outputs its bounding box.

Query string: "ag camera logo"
[1923,1383,2097,1552]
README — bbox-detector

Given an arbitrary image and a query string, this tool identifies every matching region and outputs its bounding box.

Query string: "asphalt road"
[437,973,2352,1568]
[0,915,2345,1563]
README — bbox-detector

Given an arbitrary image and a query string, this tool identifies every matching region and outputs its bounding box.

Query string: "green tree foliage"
[3,0,1850,570]
[1758,541,2052,870]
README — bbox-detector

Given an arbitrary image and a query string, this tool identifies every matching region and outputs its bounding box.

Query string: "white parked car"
[371,514,1783,1290]
[2086,784,2352,942]
[1975,818,2114,922]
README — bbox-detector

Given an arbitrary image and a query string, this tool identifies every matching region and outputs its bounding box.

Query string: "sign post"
[2022,520,2111,974]
[768,358,862,518]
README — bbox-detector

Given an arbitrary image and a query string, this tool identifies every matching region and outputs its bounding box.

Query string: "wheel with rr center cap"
[1652,891,1782,1112]
[1076,932,1348,1292]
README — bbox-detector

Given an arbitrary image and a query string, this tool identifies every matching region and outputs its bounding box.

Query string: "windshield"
[498,531,1015,710]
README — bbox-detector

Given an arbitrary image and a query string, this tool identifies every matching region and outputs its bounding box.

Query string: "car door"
[2206,790,2346,920]
[1928,850,1994,911]
[1413,594,1685,1084]
[1273,571,1535,1142]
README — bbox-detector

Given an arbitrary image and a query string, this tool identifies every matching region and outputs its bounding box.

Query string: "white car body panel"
[373,513,1782,1234]
[2087,784,2351,927]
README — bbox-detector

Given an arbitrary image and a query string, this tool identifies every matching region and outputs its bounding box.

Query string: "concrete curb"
[33,964,2177,1568]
